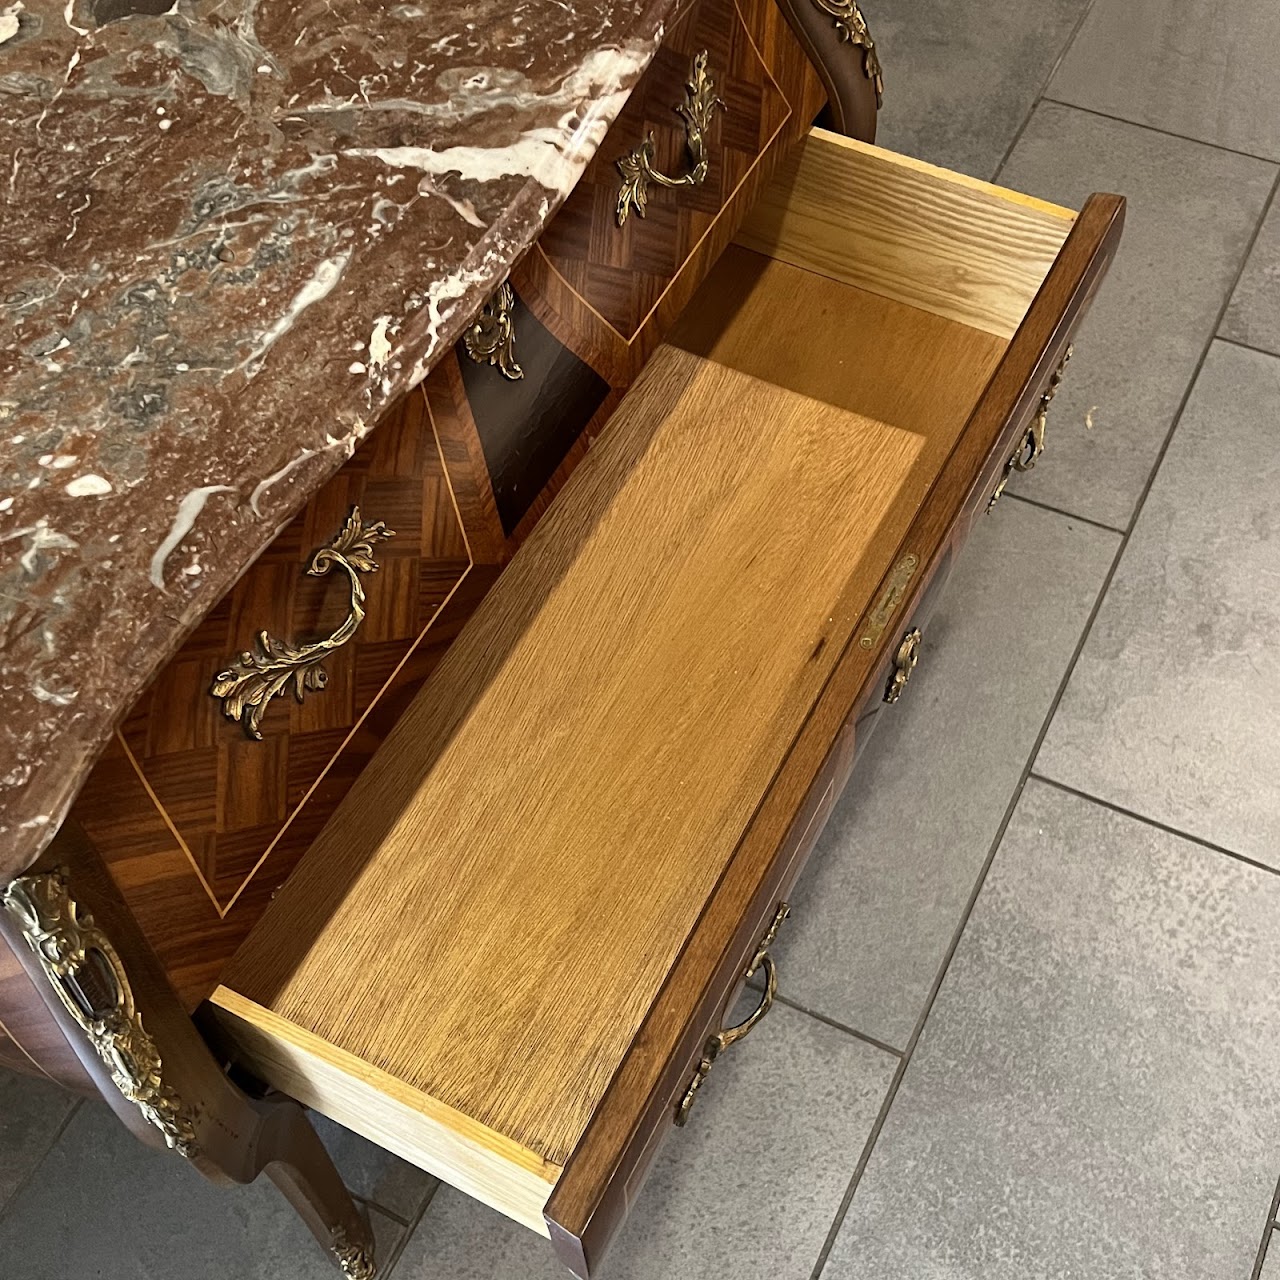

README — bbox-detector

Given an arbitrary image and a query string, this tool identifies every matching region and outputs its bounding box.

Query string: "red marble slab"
[0,0,676,876]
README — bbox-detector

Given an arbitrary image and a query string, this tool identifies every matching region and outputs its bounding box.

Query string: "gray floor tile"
[313,1111,436,1223]
[0,1101,403,1280]
[824,780,1280,1279]
[1037,341,1280,867]
[1221,195,1280,358]
[392,1004,896,1280]
[869,0,1092,179]
[773,499,1116,1050]
[1050,0,1280,160]
[0,1069,75,1214]
[998,103,1276,528]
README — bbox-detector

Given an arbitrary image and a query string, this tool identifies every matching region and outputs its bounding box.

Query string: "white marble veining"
[0,0,673,873]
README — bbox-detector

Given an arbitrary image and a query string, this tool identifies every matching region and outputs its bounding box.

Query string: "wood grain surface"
[671,247,1008,448]
[213,987,561,1234]
[218,348,931,1167]
[737,130,1075,337]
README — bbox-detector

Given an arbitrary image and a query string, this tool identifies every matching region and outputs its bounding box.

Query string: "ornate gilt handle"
[988,344,1073,512]
[884,627,922,704]
[211,506,394,739]
[463,280,523,381]
[676,902,789,1126]
[2,870,198,1156]
[811,0,884,107]
[616,50,725,227]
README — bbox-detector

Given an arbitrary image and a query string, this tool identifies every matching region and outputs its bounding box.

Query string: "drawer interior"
[211,131,1084,1242]
[675,129,1077,480]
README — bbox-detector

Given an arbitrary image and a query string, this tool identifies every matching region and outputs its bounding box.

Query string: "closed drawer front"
[535,0,794,342]
[70,389,488,1008]
[458,0,826,541]
[211,131,1122,1278]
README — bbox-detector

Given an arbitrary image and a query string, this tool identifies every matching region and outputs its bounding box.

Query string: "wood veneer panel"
[536,0,792,341]
[737,130,1075,338]
[0,933,95,1091]
[70,388,480,1009]
[513,0,825,387]
[219,349,933,1174]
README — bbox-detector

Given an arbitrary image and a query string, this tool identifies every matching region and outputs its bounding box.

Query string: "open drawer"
[209,131,1122,1276]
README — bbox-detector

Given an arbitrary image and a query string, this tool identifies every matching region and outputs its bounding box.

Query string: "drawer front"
[71,389,496,1007]
[458,0,825,542]
[535,0,793,342]
[545,739,841,1277]
[847,326,1079,761]
[840,545,955,770]
[970,339,1076,524]
[543,549,942,1279]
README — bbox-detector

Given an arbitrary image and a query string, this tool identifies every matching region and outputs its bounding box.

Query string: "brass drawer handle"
[211,506,394,739]
[811,0,884,108]
[616,50,725,227]
[675,902,788,1126]
[3,870,198,1156]
[988,344,1073,512]
[884,627,922,704]
[463,280,523,381]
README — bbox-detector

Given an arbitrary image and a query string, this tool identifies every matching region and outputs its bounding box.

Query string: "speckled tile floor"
[6,2,1280,1277]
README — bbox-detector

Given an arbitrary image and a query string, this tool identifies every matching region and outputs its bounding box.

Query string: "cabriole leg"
[0,823,374,1278]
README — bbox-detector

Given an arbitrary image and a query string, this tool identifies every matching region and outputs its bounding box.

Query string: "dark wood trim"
[0,935,96,1091]
[775,0,880,142]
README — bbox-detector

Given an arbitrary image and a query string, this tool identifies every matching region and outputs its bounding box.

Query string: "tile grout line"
[0,1097,82,1227]
[1214,332,1280,363]
[1029,773,1280,881]
[379,1177,443,1278]
[990,0,1103,183]
[805,519,1123,1280]
[772,992,907,1058]
[1039,97,1280,165]
[1251,1172,1280,1280]
[357,1193,411,1231]
[807,121,1280,1280]
[1258,1228,1277,1280]
[1004,491,1126,535]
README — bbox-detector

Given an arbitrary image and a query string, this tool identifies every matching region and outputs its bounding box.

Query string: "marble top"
[0,0,672,877]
